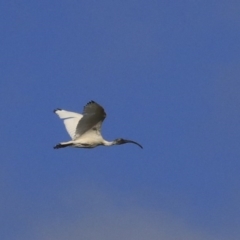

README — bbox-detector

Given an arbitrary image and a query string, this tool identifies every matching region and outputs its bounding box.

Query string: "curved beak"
[122,139,143,149]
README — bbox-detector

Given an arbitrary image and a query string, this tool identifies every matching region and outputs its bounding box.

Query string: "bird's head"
[113,138,143,149]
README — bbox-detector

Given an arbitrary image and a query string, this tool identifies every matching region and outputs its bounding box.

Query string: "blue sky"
[1,1,240,239]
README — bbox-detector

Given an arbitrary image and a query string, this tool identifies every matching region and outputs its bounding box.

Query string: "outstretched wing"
[74,101,106,139]
[54,109,83,139]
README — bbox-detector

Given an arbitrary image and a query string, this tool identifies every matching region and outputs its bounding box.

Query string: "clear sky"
[1,1,240,239]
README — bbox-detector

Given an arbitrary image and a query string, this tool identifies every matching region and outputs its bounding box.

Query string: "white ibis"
[53,101,143,149]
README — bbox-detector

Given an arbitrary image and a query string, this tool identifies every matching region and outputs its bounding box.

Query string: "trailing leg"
[53,142,74,149]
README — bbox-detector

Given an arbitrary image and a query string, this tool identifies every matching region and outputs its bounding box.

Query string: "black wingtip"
[86,100,95,105]
[53,108,61,113]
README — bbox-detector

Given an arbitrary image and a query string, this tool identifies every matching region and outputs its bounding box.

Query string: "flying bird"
[53,101,143,149]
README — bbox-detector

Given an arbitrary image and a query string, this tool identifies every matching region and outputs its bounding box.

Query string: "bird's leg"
[53,142,73,149]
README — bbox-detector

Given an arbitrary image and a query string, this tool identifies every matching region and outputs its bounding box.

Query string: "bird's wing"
[74,101,106,139]
[54,109,83,139]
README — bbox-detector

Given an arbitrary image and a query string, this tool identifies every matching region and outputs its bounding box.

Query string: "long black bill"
[122,139,143,149]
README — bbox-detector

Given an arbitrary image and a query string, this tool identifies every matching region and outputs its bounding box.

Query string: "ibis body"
[53,101,142,149]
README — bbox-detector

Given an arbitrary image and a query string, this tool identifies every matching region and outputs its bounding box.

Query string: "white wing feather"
[54,109,82,139]
[74,101,106,139]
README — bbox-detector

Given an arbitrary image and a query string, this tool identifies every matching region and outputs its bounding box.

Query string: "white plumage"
[53,101,142,149]
[55,109,82,139]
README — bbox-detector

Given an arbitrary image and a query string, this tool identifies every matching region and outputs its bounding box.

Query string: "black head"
[114,138,143,149]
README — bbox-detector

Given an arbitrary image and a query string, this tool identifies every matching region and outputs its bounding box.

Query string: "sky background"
[1,1,240,239]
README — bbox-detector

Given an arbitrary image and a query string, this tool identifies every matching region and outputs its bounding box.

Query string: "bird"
[53,100,143,149]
